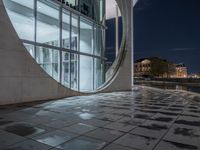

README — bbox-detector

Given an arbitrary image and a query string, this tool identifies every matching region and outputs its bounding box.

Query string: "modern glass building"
[3,0,106,92]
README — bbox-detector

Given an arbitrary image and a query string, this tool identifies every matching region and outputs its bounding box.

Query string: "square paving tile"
[164,124,200,147]
[133,111,155,120]
[33,130,78,147]
[103,143,138,150]
[56,136,106,150]
[81,118,111,127]
[154,140,199,150]
[150,113,177,123]
[4,122,45,137]
[45,120,75,129]
[175,115,200,127]
[114,133,159,150]
[131,120,170,139]
[26,115,57,124]
[0,120,14,128]
[0,129,6,135]
[104,122,136,132]
[96,114,123,121]
[0,88,199,150]
[62,123,97,135]
[2,139,52,150]
[117,117,145,126]
[86,128,124,142]
[0,132,26,148]
[1,112,32,122]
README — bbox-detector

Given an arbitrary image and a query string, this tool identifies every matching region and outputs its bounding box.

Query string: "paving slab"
[0,86,199,150]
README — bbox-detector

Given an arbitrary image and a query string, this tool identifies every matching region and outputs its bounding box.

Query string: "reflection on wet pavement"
[0,86,200,150]
[5,123,45,137]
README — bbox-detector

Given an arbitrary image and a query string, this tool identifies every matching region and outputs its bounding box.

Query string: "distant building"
[134,58,152,77]
[188,73,200,78]
[134,57,188,78]
[175,64,188,78]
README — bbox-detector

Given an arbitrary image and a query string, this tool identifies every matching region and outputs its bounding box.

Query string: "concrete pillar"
[100,0,137,92]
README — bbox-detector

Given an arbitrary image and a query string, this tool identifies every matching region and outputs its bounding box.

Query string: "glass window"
[36,47,60,82]
[80,0,92,18]
[65,0,76,7]
[62,10,70,49]
[36,47,53,77]
[93,0,100,22]
[71,53,79,90]
[36,0,60,47]
[62,51,70,87]
[24,43,35,58]
[99,0,105,23]
[71,14,78,51]
[52,50,60,81]
[94,58,103,88]
[4,0,106,92]
[80,55,94,91]
[4,0,35,41]
[94,26,102,56]
[80,18,93,54]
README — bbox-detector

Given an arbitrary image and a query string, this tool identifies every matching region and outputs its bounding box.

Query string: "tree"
[167,63,176,78]
[150,59,169,77]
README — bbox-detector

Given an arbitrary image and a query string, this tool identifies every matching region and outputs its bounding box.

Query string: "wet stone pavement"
[0,86,200,150]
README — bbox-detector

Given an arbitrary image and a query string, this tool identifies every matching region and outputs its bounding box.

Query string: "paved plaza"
[0,86,200,150]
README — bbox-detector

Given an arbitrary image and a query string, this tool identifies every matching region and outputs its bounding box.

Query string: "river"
[135,82,200,94]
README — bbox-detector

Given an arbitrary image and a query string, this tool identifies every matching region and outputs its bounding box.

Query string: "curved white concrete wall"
[100,0,136,92]
[0,0,82,105]
[0,0,136,105]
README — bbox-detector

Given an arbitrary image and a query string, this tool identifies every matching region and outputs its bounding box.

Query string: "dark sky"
[106,0,200,74]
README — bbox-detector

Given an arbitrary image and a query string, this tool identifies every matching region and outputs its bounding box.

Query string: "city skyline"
[106,0,200,74]
[134,0,200,74]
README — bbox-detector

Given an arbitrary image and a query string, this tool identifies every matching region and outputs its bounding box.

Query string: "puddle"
[188,106,198,109]
[134,114,151,119]
[121,104,131,107]
[171,105,184,108]
[166,108,182,111]
[57,138,106,150]
[159,112,178,116]
[174,127,200,137]
[168,141,198,149]
[145,106,160,110]
[153,117,173,122]
[0,120,13,126]
[139,123,168,131]
[189,110,200,113]
[5,123,44,136]
[175,120,200,127]
[154,104,168,106]
[79,113,95,120]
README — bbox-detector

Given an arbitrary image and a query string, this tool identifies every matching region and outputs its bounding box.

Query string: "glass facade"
[4,0,105,92]
[63,0,105,23]
[80,17,93,54]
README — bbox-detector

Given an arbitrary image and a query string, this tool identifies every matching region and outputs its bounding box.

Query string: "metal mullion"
[78,0,80,11]
[22,39,106,60]
[69,12,72,89]
[34,0,37,59]
[93,23,95,56]
[93,23,95,90]
[59,6,62,83]
[93,57,95,91]
[78,15,80,92]
[54,0,105,28]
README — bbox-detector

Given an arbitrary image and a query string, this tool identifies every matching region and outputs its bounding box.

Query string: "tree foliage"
[150,59,170,77]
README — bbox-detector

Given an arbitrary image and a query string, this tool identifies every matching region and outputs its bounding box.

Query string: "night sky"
[106,0,200,74]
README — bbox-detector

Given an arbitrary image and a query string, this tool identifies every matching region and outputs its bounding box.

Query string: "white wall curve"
[0,0,136,105]
[0,0,83,105]
[97,0,137,92]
